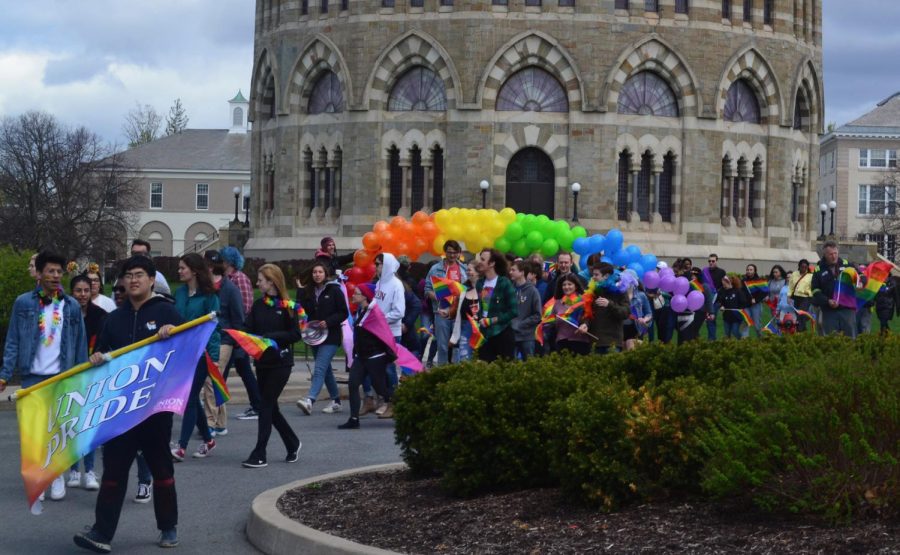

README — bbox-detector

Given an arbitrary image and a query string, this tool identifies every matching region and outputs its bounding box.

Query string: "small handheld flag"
[204,352,230,406]
[223,329,277,360]
[744,278,769,296]
[833,268,859,310]
[725,308,754,327]
[431,276,466,305]
[467,315,486,350]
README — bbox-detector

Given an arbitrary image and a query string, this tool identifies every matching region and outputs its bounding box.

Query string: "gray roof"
[849,92,900,127]
[120,129,250,172]
[230,90,248,103]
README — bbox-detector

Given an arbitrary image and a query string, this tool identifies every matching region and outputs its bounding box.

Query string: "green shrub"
[0,247,37,347]
[696,338,900,521]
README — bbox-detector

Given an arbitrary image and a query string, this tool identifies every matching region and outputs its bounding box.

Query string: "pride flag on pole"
[431,276,466,305]
[467,315,486,350]
[744,278,769,296]
[834,268,860,309]
[359,304,423,376]
[856,261,893,308]
[222,329,277,360]
[725,308,754,327]
[14,314,216,511]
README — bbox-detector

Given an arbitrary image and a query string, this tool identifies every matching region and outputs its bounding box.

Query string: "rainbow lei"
[37,288,63,347]
[262,295,309,330]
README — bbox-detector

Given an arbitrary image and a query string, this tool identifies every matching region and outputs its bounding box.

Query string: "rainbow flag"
[726,308,754,326]
[559,299,585,327]
[689,278,705,294]
[535,299,557,345]
[467,315,486,350]
[223,329,277,360]
[793,308,816,331]
[762,318,781,336]
[14,315,215,511]
[204,352,230,406]
[431,276,466,305]
[744,278,769,295]
[856,261,893,308]
[834,268,859,309]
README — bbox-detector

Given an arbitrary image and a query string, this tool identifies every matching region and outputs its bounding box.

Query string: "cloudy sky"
[0,1,896,144]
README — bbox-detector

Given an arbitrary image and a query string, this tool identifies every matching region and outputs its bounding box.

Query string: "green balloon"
[522,214,537,232]
[557,229,574,251]
[525,230,544,250]
[535,214,550,226]
[572,225,588,238]
[513,238,530,258]
[494,236,512,253]
[541,238,560,258]
[504,222,524,241]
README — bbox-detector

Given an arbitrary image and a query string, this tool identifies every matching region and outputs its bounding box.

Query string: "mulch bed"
[278,469,899,554]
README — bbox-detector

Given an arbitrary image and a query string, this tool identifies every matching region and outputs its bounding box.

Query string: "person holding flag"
[811,241,858,337]
[240,264,303,468]
[424,240,467,366]
[1,251,88,503]
[875,268,900,335]
[741,264,768,338]
[719,275,751,339]
[74,255,183,552]
[550,274,591,355]
[474,248,518,362]
[449,264,482,362]
[579,262,630,354]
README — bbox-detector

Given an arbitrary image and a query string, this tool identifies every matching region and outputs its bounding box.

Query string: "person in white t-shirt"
[86,268,117,313]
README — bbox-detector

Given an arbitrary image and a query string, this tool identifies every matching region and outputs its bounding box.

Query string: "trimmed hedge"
[393,334,900,520]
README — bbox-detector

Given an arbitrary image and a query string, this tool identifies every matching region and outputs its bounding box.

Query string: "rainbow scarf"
[204,352,230,406]
[744,278,769,295]
[263,295,308,330]
[431,276,466,305]
[833,268,859,309]
[222,329,277,360]
[466,315,486,350]
[856,261,893,308]
[725,308,754,326]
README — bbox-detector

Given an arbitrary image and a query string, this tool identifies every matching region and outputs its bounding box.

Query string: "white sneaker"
[322,400,342,414]
[38,491,45,502]
[296,398,312,415]
[67,470,81,488]
[375,403,388,416]
[50,476,66,500]
[84,471,100,491]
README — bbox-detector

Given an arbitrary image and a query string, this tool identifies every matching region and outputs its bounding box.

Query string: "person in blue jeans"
[423,240,467,366]
[296,262,348,415]
[719,275,749,338]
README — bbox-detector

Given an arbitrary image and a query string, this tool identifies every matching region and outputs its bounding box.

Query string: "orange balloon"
[353,249,373,268]
[379,229,395,248]
[362,232,380,251]
[394,241,410,255]
[411,211,430,225]
[400,221,415,236]
[390,216,406,229]
[421,221,438,239]
[373,220,389,234]
[412,236,428,255]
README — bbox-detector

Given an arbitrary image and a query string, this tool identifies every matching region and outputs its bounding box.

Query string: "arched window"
[496,67,568,113]
[308,71,345,114]
[724,79,761,123]
[388,146,402,215]
[617,72,679,117]
[232,107,244,126]
[388,67,447,111]
[793,90,810,131]
[262,73,276,120]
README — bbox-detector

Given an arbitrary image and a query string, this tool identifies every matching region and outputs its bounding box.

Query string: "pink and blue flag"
[359,304,423,376]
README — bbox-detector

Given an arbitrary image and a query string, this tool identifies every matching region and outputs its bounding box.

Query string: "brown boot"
[377,402,394,419]
[359,396,376,416]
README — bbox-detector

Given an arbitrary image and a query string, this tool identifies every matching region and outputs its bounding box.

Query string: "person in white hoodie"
[372,253,405,400]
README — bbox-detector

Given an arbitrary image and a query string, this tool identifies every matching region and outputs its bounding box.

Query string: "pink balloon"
[642,270,660,289]
[673,276,690,297]
[659,267,675,279]
[671,294,688,313]
[659,274,676,293]
[687,290,705,312]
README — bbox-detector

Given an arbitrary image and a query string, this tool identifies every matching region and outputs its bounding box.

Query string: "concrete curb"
[246,462,407,555]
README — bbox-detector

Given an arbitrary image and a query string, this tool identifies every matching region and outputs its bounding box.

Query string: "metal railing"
[177,231,220,257]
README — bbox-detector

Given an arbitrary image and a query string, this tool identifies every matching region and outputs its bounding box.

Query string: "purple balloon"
[687,290,705,312]
[659,274,676,293]
[673,276,690,297]
[671,294,688,313]
[642,270,660,289]
[659,267,675,279]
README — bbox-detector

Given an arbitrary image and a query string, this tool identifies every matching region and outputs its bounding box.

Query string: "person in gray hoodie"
[509,260,543,360]
[373,253,406,391]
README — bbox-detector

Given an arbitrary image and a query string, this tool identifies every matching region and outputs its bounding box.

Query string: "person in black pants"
[241,264,303,468]
[339,283,394,429]
[75,256,184,552]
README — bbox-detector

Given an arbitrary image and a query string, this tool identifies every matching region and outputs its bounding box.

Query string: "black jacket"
[720,287,750,324]
[244,298,303,369]
[352,306,394,361]
[96,296,184,353]
[875,278,900,320]
[298,282,348,347]
[811,257,856,310]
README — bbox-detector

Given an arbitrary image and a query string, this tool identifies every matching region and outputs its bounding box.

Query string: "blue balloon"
[612,249,630,268]
[627,262,644,275]
[600,256,613,264]
[588,234,605,255]
[573,237,590,256]
[605,228,623,254]
[641,254,658,272]
[625,245,642,264]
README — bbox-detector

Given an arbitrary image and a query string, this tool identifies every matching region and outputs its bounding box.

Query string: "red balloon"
[362,232,380,251]
[346,266,365,283]
[360,263,376,281]
[353,249,373,268]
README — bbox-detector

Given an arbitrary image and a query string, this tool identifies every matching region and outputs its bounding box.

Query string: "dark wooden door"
[505,148,555,217]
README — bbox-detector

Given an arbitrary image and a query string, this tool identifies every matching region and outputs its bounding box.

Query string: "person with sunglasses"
[702,254,727,340]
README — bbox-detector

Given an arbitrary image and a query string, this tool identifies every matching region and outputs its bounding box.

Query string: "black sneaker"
[236,408,259,420]
[74,527,111,553]
[338,417,360,430]
[241,456,268,468]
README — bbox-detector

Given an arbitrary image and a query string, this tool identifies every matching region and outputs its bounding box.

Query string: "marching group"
[1,235,898,553]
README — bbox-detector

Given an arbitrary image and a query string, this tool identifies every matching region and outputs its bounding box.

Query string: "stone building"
[246,0,823,264]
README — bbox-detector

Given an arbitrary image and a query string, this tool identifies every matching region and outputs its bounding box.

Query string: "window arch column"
[721,158,735,227]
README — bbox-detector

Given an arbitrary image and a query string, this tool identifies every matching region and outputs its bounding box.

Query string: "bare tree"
[165,98,190,136]
[0,111,140,262]
[869,170,900,263]
[123,103,162,147]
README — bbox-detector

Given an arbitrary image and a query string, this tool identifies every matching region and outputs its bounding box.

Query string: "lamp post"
[819,203,827,238]
[479,179,489,209]
[232,186,241,224]
[828,199,837,237]
[243,192,251,227]
[570,182,581,222]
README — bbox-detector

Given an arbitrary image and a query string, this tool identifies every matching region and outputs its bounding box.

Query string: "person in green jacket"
[474,248,518,362]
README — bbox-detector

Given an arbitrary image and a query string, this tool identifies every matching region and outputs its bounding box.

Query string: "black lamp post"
[232,186,241,224]
[819,203,827,238]
[828,200,837,236]
[479,179,489,209]
[571,182,581,222]
[243,192,250,227]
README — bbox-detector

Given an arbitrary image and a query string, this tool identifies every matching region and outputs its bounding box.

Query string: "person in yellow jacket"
[788,259,814,331]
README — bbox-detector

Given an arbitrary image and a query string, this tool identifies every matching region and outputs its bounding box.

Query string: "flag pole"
[12,312,217,401]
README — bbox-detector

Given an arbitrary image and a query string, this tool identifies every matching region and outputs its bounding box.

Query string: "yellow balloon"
[499,207,517,224]
[432,235,447,254]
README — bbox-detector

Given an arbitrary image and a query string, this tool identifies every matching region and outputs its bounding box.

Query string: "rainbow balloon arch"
[346,207,705,312]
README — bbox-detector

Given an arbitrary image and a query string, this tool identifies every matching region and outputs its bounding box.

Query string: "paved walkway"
[0,359,401,554]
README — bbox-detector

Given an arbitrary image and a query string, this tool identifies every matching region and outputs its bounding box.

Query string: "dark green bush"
[0,247,38,351]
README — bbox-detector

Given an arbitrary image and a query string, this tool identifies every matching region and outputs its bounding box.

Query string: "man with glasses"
[424,240,467,366]
[702,254,727,340]
[75,255,185,552]
[129,239,171,295]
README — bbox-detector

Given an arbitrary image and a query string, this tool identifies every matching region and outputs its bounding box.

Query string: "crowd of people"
[1,237,898,553]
